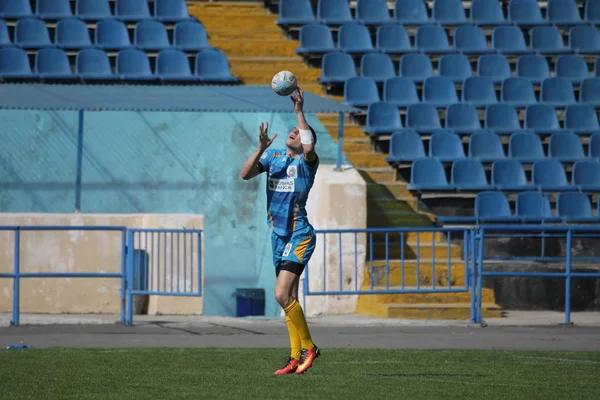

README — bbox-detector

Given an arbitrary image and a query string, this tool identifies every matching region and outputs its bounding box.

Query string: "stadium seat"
[338,23,376,54]
[596,58,600,77]
[116,49,156,80]
[55,18,92,49]
[508,0,548,26]
[34,47,75,79]
[432,0,469,25]
[195,49,239,83]
[360,53,395,83]
[134,20,171,50]
[407,159,455,191]
[555,55,589,84]
[532,159,576,191]
[451,159,491,190]
[515,191,561,223]
[0,47,32,78]
[406,104,443,133]
[475,192,520,223]
[572,160,600,190]
[547,0,585,25]
[453,26,494,54]
[524,104,562,134]
[508,131,546,162]
[446,103,482,133]
[491,159,533,190]
[383,77,420,107]
[530,26,572,55]
[469,132,506,162]
[36,0,73,19]
[76,48,118,80]
[477,55,511,84]
[438,54,471,84]
[430,131,466,162]
[463,76,498,108]
[568,25,600,54]
[492,26,532,55]
[470,0,510,26]
[585,0,600,24]
[317,0,352,25]
[173,21,210,51]
[95,19,134,50]
[557,192,600,222]
[155,49,196,81]
[485,104,522,134]
[580,78,600,105]
[540,77,576,107]
[154,0,192,22]
[590,133,600,159]
[549,132,585,162]
[318,52,356,84]
[363,102,403,135]
[516,55,550,84]
[296,24,337,55]
[385,130,427,163]
[14,18,52,49]
[376,24,416,55]
[343,76,379,107]
[0,0,33,18]
[564,104,600,134]
[394,0,432,25]
[75,0,112,20]
[276,0,315,25]
[415,25,455,54]
[501,77,537,108]
[398,53,433,83]
[115,0,152,21]
[423,76,458,108]
[0,21,10,47]
[356,0,392,25]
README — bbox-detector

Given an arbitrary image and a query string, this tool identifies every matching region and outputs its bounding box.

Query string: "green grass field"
[1,348,599,399]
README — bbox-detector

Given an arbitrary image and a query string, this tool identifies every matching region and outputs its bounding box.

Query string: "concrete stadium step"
[193,14,279,31]
[366,231,447,243]
[322,125,365,140]
[188,2,272,16]
[359,168,396,182]
[357,287,497,305]
[343,140,372,153]
[208,28,287,40]
[366,182,416,199]
[208,39,299,57]
[345,152,390,168]
[367,209,437,227]
[363,261,467,287]
[356,302,503,319]
[316,113,357,125]
[367,242,462,260]
[230,64,322,84]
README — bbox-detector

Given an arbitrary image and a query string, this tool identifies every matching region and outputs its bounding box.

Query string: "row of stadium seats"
[387,130,600,164]
[0,47,239,82]
[406,158,600,192]
[319,53,598,85]
[0,0,192,22]
[296,24,600,57]
[438,191,600,224]
[277,0,600,27]
[362,103,600,135]
[0,18,209,51]
[344,76,600,108]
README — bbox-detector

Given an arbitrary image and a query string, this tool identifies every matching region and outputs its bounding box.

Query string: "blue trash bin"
[234,288,265,317]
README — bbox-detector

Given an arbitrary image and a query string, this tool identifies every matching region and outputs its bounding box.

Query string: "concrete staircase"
[188,1,502,319]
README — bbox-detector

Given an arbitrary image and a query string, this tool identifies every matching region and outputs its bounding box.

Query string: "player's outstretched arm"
[291,87,317,163]
[240,122,277,180]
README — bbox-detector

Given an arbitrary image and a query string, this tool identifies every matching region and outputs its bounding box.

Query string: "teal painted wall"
[0,110,345,317]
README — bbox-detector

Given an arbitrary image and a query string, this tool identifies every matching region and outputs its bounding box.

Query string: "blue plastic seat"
[453,26,494,54]
[477,54,511,84]
[475,192,520,223]
[585,0,600,24]
[516,55,550,84]
[407,159,455,191]
[296,24,336,55]
[515,191,561,223]
[0,21,10,47]
[363,102,402,135]
[195,49,238,83]
[76,48,118,80]
[565,104,600,134]
[398,53,433,83]
[471,0,510,26]
[591,133,600,159]
[524,104,562,134]
[317,0,352,25]
[0,47,32,78]
[376,24,416,55]
[35,47,75,79]
[423,76,458,108]
[356,0,392,25]
[530,26,572,55]
[580,77,600,105]
[557,192,600,222]
[154,0,192,22]
[555,55,589,84]
[446,103,482,133]
[116,49,155,80]
[76,0,112,20]
[451,159,491,190]
[116,0,152,21]
[134,20,171,50]
[438,54,471,84]
[95,19,134,50]
[469,132,506,162]
[156,49,196,81]
[318,52,356,84]
[485,104,522,134]
[569,25,600,54]
[548,0,585,25]
[501,77,537,108]
[343,76,380,107]
[394,0,432,25]
[430,131,466,162]
[276,0,315,25]
[532,159,576,191]
[173,21,210,51]
[36,0,73,19]
[432,0,469,25]
[383,77,420,107]
[360,53,395,83]
[0,0,33,18]
[508,0,548,26]
[540,77,576,107]
[492,159,533,190]
[463,76,497,108]
[508,132,546,162]
[55,18,92,49]
[572,160,600,190]
[338,23,376,54]
[549,132,585,162]
[492,26,532,55]
[386,130,427,163]
[15,18,52,49]
[415,25,456,54]
[406,103,443,133]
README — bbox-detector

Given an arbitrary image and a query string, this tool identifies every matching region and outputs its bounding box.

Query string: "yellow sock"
[285,315,301,360]
[283,299,314,350]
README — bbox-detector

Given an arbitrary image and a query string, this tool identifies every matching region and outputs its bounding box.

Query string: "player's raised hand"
[258,122,277,150]
[291,86,304,113]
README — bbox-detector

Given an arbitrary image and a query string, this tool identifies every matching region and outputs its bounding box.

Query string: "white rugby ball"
[271,70,297,96]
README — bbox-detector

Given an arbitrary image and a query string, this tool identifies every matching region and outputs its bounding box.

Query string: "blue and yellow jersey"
[258,148,319,237]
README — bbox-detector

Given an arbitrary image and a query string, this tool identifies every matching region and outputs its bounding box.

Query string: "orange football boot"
[295,346,320,374]
[274,357,299,375]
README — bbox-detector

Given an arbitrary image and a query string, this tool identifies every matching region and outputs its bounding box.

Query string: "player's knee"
[274,288,292,308]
